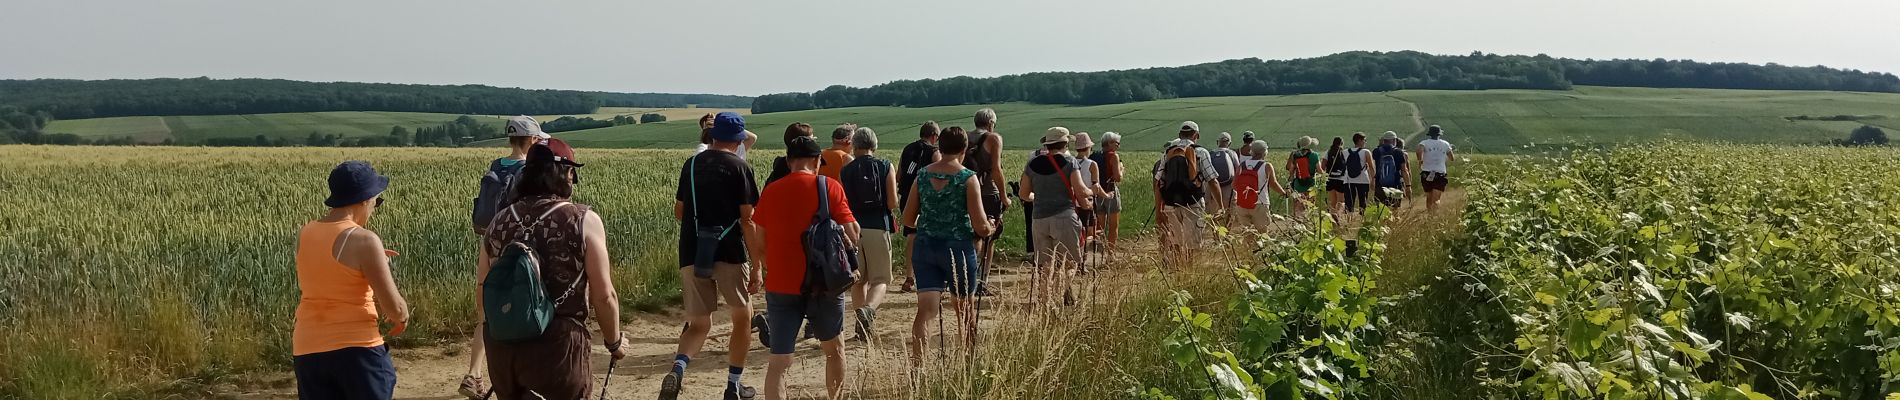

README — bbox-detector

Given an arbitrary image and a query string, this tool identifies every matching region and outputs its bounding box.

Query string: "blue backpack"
[482,202,584,343]
[1375,146,1405,188]
[471,159,525,232]
[802,176,859,298]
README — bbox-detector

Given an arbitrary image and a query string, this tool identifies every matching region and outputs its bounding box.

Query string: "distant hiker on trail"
[663,112,763,400]
[477,141,626,399]
[1417,125,1456,210]
[1341,132,1376,215]
[1234,140,1288,237]
[1373,131,1411,209]
[1285,136,1322,220]
[1090,132,1126,252]
[295,160,409,400]
[839,126,898,340]
[1073,132,1106,252]
[459,115,548,398]
[1017,127,1092,306]
[964,108,1008,294]
[901,127,993,366]
[1320,136,1348,218]
[1210,132,1241,223]
[896,122,943,293]
[754,135,860,400]
[819,124,856,181]
[766,122,818,185]
[1154,121,1222,269]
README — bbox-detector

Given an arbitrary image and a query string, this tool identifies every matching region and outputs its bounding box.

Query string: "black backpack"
[841,158,890,226]
[802,176,859,298]
[1344,147,1366,179]
[963,130,994,181]
[1159,143,1205,207]
[471,159,525,232]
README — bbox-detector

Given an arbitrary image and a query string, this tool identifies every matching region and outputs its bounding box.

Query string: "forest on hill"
[0,78,754,119]
[750,50,1900,113]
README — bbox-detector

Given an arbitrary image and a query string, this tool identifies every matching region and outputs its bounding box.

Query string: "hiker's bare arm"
[674,201,685,221]
[475,244,491,327]
[1016,174,1035,203]
[884,166,900,211]
[346,229,408,336]
[986,138,1009,210]
[1088,163,1107,198]
[844,221,862,249]
[902,185,922,229]
[966,176,993,237]
[740,204,764,290]
[1107,152,1123,186]
[581,210,622,355]
[1267,165,1288,196]
[744,131,758,151]
[1071,168,1092,209]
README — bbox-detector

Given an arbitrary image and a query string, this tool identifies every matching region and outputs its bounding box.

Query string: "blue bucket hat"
[325,160,390,208]
[711,112,747,142]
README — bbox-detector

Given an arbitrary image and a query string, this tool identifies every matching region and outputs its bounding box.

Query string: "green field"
[535,86,1900,153]
[43,111,493,143]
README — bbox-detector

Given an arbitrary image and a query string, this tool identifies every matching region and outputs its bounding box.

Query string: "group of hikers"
[288,110,1456,400]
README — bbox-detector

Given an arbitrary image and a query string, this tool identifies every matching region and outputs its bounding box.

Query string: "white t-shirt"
[696,143,750,160]
[1342,148,1373,184]
[1419,138,1453,173]
[1239,159,1271,207]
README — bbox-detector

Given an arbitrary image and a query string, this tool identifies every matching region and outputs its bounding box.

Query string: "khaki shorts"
[1233,206,1273,235]
[1164,205,1205,249]
[680,262,750,316]
[857,229,893,285]
[1031,210,1084,269]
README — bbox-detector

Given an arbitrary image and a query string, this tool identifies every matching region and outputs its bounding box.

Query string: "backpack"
[841,158,890,227]
[963,131,995,181]
[1158,143,1204,207]
[1345,147,1369,179]
[1235,161,1262,209]
[471,159,525,232]
[801,176,859,298]
[1326,150,1347,180]
[1375,147,1404,188]
[1209,149,1236,184]
[482,202,582,343]
[1288,150,1315,180]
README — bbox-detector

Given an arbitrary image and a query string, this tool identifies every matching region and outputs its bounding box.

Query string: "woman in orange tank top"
[293,160,410,400]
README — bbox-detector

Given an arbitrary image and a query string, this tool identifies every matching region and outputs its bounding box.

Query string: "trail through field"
[224,238,1166,400]
[1386,93,1427,142]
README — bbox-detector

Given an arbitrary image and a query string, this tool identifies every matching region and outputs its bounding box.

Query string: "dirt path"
[1385,93,1427,143]
[224,246,1128,400]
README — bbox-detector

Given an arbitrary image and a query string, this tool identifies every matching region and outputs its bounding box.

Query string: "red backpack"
[1235,161,1262,209]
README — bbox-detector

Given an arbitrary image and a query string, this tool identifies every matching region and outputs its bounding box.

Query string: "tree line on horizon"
[0,78,754,120]
[750,51,1900,113]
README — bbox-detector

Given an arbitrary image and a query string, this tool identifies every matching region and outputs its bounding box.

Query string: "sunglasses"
[374,197,385,208]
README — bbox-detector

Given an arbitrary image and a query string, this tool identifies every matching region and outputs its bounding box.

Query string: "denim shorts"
[911,235,982,296]
[764,292,845,354]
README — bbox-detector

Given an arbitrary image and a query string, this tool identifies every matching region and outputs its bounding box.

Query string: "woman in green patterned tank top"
[898,127,994,367]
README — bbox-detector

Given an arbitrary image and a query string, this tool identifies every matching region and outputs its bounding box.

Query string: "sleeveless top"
[293,219,384,356]
[915,169,977,240]
[1075,157,1097,192]
[483,196,593,320]
[1090,151,1119,193]
[1028,154,1080,219]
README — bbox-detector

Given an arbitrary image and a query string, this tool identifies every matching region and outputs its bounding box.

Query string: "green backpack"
[483,202,583,343]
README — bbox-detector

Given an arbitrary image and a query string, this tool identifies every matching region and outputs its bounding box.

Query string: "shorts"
[1162,205,1205,248]
[1095,194,1122,214]
[764,292,845,354]
[1344,183,1370,212]
[1421,172,1449,191]
[1031,210,1084,269]
[856,229,893,285]
[1218,183,1236,209]
[484,319,592,400]
[1375,187,1404,208]
[294,345,396,400]
[1290,178,1317,194]
[1078,207,1097,229]
[1233,206,1272,234]
[1326,179,1346,193]
[912,235,982,296]
[980,193,1005,241]
[680,262,751,316]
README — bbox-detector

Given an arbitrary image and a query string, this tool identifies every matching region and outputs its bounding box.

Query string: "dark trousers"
[1023,201,1036,253]
[294,345,396,400]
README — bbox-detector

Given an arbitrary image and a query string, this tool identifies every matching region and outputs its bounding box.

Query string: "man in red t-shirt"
[754,135,860,400]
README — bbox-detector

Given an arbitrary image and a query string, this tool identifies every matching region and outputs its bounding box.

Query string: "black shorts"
[1079,208,1097,229]
[1326,180,1346,193]
[1421,172,1449,191]
[981,193,1005,241]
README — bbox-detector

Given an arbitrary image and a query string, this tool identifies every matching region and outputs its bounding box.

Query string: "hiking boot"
[658,371,682,400]
[457,375,488,399]
[853,307,875,342]
[724,384,757,400]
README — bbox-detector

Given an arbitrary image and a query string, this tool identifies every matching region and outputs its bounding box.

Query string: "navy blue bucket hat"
[325,160,390,208]
[710,112,747,142]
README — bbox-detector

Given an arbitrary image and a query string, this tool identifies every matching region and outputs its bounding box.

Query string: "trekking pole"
[598,357,618,400]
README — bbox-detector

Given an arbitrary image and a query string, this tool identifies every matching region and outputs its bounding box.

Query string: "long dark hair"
[1327,136,1345,159]
[513,149,574,203]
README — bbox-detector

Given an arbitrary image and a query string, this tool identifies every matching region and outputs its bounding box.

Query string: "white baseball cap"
[1179,121,1199,133]
[506,116,550,139]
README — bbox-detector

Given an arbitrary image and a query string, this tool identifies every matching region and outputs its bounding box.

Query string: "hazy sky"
[3,0,1895,96]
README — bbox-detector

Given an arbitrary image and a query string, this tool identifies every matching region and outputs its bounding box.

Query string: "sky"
[3,0,1895,96]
